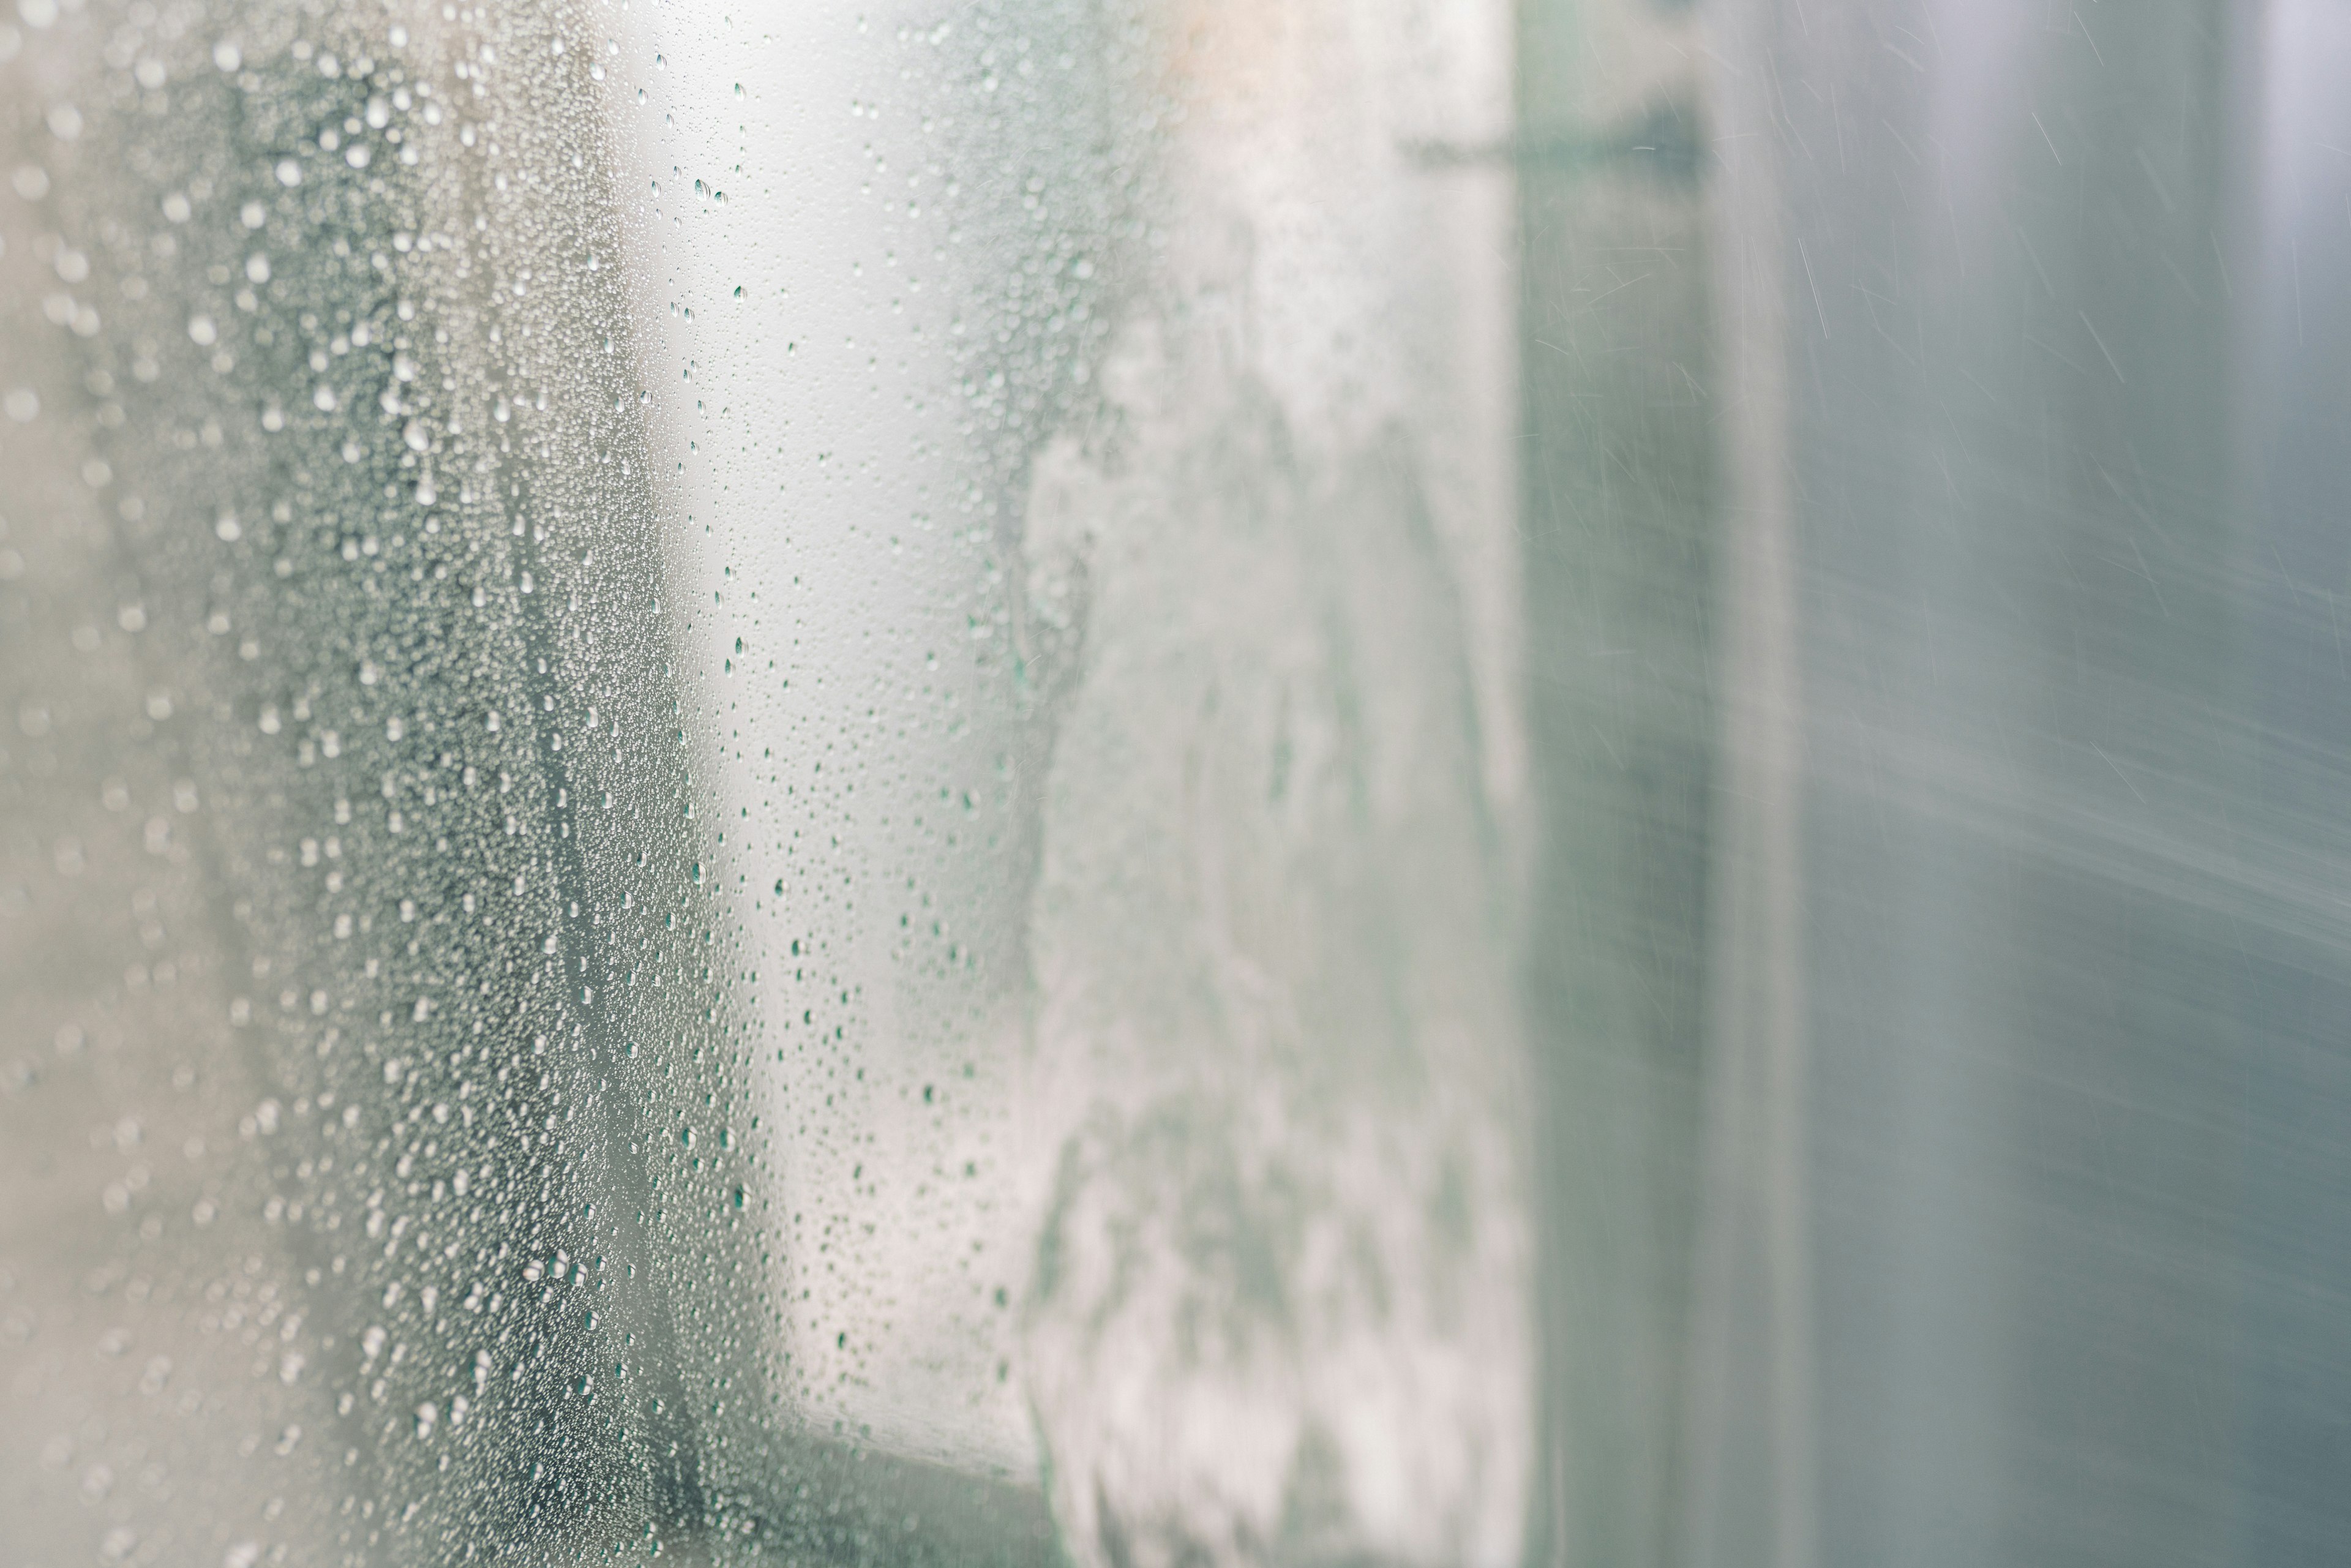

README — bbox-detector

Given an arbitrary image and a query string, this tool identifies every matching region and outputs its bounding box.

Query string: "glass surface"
[2,1,1526,1562]
[6,2,2351,1566]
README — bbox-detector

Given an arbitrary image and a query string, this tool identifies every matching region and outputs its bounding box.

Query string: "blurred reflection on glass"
[1531,4,2351,1567]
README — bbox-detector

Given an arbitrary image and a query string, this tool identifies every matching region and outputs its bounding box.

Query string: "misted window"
[8,2,2351,1567]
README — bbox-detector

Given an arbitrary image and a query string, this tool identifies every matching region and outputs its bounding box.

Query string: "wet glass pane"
[4,1,1526,1562]
[7,1,2351,1566]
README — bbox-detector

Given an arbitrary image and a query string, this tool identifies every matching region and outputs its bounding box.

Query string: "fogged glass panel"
[2,1,1526,1563]
[11,1,2351,1566]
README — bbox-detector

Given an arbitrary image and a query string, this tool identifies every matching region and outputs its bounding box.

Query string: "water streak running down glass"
[6,1,2351,1566]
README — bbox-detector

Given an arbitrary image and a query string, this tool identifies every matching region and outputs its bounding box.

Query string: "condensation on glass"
[12,1,2351,1567]
[1,1,1526,1564]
